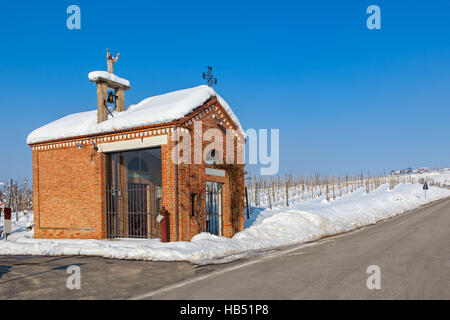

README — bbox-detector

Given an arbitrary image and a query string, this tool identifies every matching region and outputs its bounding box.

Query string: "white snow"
[88,71,130,87]
[26,85,243,144]
[0,210,32,240]
[1,182,449,264]
[411,168,450,187]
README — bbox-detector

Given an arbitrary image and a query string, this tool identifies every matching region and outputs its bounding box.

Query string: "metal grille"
[206,182,223,236]
[105,183,161,239]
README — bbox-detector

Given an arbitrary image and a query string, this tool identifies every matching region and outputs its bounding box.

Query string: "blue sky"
[1,0,449,181]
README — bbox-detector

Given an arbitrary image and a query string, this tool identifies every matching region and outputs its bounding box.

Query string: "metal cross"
[202,66,218,87]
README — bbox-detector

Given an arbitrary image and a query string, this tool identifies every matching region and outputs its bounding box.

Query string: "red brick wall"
[33,146,105,239]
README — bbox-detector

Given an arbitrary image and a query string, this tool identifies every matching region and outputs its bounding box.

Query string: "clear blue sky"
[1,0,449,181]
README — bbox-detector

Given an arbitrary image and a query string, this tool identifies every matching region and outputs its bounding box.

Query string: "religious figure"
[106,49,120,74]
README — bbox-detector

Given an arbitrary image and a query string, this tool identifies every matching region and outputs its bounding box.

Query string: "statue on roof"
[106,49,120,74]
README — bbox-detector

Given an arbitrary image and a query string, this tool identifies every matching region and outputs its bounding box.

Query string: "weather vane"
[202,66,217,87]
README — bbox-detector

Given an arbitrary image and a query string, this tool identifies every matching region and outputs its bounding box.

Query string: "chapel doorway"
[205,181,223,236]
[105,147,162,239]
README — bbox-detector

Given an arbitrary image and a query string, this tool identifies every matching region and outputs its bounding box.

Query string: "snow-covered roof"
[27,85,243,144]
[88,71,131,88]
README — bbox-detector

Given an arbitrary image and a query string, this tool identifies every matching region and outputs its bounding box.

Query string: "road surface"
[1,197,449,299]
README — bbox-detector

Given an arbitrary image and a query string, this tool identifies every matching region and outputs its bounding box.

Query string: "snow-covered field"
[1,182,450,264]
[411,168,450,187]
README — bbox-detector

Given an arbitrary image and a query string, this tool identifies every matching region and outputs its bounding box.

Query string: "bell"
[107,91,115,104]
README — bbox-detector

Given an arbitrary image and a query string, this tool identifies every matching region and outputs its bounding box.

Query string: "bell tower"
[89,49,131,123]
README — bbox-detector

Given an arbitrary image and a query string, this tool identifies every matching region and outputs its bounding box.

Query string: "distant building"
[392,167,430,175]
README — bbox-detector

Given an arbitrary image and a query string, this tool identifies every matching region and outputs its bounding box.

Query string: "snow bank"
[1,183,449,264]
[26,85,243,144]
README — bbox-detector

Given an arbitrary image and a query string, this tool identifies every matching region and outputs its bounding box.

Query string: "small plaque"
[205,168,225,177]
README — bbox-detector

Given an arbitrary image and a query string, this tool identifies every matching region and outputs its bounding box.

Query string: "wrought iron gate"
[105,183,162,239]
[205,182,223,236]
[105,148,162,239]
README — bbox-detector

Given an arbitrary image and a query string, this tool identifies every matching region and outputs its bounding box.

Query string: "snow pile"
[88,71,130,87]
[1,183,449,264]
[26,85,243,144]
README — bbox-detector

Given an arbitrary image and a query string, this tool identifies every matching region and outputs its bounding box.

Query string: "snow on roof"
[27,85,243,144]
[88,71,130,88]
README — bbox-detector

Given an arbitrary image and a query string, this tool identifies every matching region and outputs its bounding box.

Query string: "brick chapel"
[27,51,245,241]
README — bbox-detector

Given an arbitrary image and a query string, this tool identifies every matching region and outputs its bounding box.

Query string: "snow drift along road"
[1,183,449,264]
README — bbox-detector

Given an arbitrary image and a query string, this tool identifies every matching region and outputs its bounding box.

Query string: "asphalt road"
[1,197,449,300]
